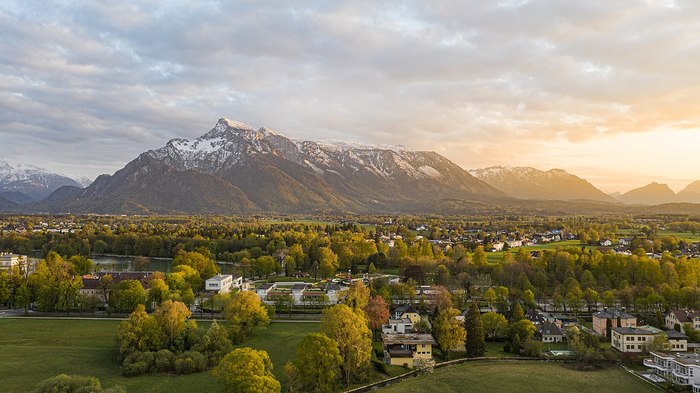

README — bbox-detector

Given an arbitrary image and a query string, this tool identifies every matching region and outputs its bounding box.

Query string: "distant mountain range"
[469,166,618,203]
[31,118,506,214]
[0,161,82,202]
[1,118,698,215]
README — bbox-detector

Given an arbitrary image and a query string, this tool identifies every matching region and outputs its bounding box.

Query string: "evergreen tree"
[465,303,486,357]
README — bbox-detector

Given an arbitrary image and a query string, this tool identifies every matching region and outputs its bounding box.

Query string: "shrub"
[121,351,155,377]
[155,350,175,373]
[34,374,102,393]
[174,351,207,374]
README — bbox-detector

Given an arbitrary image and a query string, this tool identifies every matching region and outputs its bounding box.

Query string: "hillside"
[469,166,617,203]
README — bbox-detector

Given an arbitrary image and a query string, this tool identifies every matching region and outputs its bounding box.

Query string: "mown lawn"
[378,361,659,393]
[0,318,318,393]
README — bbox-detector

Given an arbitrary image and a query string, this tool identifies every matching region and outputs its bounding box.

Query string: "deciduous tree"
[213,348,281,393]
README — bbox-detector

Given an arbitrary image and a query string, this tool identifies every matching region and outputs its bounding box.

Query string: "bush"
[155,350,175,373]
[121,351,155,377]
[521,339,543,358]
[371,358,387,374]
[34,374,102,393]
[174,351,207,375]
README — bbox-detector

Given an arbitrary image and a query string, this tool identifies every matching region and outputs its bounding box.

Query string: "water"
[91,255,174,273]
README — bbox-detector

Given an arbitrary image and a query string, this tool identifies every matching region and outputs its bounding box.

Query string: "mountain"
[0,161,82,200]
[620,182,677,205]
[76,176,95,188]
[677,180,700,203]
[468,166,617,203]
[0,191,34,205]
[0,195,19,211]
[36,118,505,214]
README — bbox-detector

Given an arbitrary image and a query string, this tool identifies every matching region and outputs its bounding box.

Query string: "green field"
[658,230,700,242]
[0,318,318,393]
[487,240,594,264]
[378,361,659,393]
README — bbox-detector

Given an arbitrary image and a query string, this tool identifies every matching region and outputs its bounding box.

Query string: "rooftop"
[612,326,655,335]
[383,333,436,346]
[207,274,232,282]
[593,309,636,320]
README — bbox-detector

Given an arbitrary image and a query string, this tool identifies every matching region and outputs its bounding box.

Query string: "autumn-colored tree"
[364,295,390,332]
[321,304,372,385]
[117,304,164,357]
[318,247,339,278]
[289,333,342,393]
[483,287,497,310]
[224,291,270,343]
[433,307,466,360]
[172,250,219,284]
[154,300,191,350]
[213,348,281,393]
[345,281,370,314]
[147,278,170,308]
[481,311,508,342]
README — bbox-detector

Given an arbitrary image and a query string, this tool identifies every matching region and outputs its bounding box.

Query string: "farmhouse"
[382,333,436,368]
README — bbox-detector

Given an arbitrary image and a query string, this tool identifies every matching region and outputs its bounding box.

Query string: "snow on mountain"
[0,161,82,200]
[148,118,449,182]
[469,166,616,203]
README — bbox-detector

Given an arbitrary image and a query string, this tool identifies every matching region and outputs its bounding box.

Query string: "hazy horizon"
[1,1,698,195]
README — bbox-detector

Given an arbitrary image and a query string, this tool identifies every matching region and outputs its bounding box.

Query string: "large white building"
[611,327,655,353]
[645,351,700,393]
[205,274,235,294]
[0,253,27,271]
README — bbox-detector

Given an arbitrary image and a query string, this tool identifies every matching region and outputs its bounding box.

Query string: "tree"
[117,304,163,357]
[213,348,281,393]
[509,319,536,343]
[464,303,485,357]
[345,281,370,315]
[320,304,372,385]
[483,287,497,310]
[473,246,487,267]
[147,278,170,309]
[433,307,466,360]
[318,247,339,278]
[154,300,192,350]
[172,251,219,284]
[291,333,342,393]
[224,291,271,343]
[510,302,525,323]
[434,265,450,286]
[364,295,390,333]
[110,279,147,313]
[68,255,94,276]
[481,312,508,342]
[647,334,671,352]
[196,320,232,366]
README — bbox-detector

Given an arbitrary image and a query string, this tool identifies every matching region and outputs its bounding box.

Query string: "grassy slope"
[0,319,317,393]
[378,361,659,393]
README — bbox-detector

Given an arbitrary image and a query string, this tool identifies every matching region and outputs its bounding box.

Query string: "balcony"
[644,358,667,370]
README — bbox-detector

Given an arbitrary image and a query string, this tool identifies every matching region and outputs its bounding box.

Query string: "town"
[2,214,700,392]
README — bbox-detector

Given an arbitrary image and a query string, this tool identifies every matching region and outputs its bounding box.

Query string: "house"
[394,304,421,325]
[325,283,344,304]
[611,327,655,353]
[592,308,637,337]
[382,318,414,334]
[79,271,153,305]
[536,321,565,343]
[0,253,28,271]
[644,351,700,391]
[600,239,613,247]
[665,329,689,352]
[382,333,436,369]
[205,274,234,294]
[255,283,276,301]
[666,309,700,330]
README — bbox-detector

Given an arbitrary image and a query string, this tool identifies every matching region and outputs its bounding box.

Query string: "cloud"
[0,0,698,184]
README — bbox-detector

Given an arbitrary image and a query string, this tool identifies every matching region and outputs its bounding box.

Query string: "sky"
[1,0,699,193]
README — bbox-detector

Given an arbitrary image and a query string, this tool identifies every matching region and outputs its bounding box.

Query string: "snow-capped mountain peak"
[0,161,82,200]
